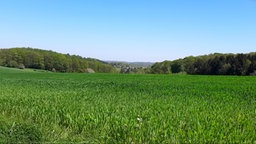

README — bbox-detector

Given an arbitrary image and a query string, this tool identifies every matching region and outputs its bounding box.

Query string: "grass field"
[0,66,256,143]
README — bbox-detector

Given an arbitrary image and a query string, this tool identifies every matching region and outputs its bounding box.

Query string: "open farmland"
[0,66,256,143]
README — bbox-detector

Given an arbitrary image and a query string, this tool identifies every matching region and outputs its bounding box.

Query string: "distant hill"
[0,48,116,73]
[126,62,154,68]
[150,52,256,76]
[106,61,153,68]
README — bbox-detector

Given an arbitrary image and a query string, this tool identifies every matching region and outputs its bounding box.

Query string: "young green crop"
[0,67,256,143]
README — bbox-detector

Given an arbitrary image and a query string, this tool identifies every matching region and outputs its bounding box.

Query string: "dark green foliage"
[0,47,116,73]
[151,61,171,74]
[151,52,256,75]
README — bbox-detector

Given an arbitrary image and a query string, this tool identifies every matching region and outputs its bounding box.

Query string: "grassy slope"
[0,66,51,73]
[0,66,256,143]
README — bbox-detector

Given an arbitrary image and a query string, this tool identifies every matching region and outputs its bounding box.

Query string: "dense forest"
[0,48,116,73]
[151,53,256,75]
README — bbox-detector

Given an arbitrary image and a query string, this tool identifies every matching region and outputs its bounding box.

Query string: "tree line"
[1,48,255,75]
[0,48,116,73]
[151,53,256,75]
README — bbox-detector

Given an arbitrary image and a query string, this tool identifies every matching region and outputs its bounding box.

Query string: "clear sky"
[0,0,255,62]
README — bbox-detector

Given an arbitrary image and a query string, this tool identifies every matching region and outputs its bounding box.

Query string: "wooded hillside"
[0,48,116,73]
[151,53,256,75]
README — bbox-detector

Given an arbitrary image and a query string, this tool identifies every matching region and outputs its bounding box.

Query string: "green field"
[0,66,255,143]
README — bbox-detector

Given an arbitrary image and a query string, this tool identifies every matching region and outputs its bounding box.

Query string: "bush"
[18,64,25,69]
[250,71,256,76]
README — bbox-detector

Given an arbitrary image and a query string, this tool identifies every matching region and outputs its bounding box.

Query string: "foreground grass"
[0,67,255,143]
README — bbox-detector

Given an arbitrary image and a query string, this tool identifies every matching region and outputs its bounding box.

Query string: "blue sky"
[0,0,255,62]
